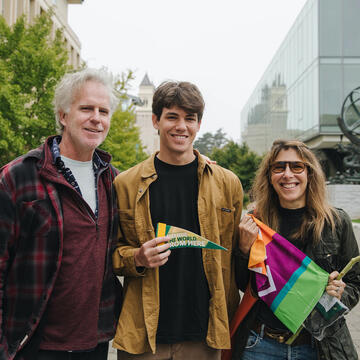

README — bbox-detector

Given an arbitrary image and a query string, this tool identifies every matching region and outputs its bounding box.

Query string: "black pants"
[36,342,109,360]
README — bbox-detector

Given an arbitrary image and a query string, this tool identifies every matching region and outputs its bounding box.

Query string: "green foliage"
[0,13,146,171]
[101,70,147,171]
[194,128,229,155]
[210,141,263,194]
[0,12,68,166]
[101,107,147,171]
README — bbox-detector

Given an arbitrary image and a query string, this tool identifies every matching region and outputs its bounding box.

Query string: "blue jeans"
[241,328,317,360]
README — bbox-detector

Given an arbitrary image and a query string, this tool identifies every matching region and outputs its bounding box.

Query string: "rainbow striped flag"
[249,216,329,333]
[156,223,227,250]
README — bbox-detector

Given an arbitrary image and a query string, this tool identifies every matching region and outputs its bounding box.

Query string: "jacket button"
[139,189,143,193]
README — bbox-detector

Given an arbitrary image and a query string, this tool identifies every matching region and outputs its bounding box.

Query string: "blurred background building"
[135,74,160,155]
[241,0,360,176]
[0,0,83,68]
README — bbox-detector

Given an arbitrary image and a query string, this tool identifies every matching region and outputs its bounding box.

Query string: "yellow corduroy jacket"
[112,151,243,354]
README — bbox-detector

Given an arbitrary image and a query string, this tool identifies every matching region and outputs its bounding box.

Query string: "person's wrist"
[134,250,142,267]
[239,245,250,255]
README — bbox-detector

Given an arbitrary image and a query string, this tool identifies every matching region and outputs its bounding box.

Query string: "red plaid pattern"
[0,137,122,360]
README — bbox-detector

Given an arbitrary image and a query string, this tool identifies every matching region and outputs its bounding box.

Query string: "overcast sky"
[68,0,308,141]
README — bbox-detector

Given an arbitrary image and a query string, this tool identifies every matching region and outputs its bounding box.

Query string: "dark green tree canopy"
[0,12,69,166]
[101,105,147,171]
[100,70,147,171]
[194,128,229,155]
[0,13,147,170]
[210,141,263,194]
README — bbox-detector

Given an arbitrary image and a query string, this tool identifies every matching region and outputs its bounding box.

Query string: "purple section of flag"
[256,232,307,307]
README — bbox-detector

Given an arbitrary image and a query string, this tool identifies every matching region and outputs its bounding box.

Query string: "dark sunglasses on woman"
[270,161,307,174]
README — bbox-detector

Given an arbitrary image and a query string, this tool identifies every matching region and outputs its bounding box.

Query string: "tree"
[0,12,69,166]
[194,128,228,155]
[101,71,147,171]
[0,13,147,171]
[101,107,147,171]
[210,141,263,196]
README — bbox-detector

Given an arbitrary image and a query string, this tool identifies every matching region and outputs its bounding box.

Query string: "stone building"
[135,74,160,154]
[241,0,360,175]
[0,0,83,68]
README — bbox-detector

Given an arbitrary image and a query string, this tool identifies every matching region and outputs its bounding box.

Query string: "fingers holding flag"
[326,271,346,300]
[134,236,171,268]
[238,215,259,255]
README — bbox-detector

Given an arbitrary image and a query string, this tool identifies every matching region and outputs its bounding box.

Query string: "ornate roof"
[140,73,153,87]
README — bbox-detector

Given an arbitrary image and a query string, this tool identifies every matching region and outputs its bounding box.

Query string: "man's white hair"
[53,68,119,134]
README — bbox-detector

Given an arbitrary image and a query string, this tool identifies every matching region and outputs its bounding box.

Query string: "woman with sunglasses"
[233,139,360,360]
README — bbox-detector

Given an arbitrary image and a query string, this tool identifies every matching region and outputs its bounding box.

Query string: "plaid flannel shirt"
[0,136,121,360]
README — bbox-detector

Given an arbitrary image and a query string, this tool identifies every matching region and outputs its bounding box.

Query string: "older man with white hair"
[0,68,122,360]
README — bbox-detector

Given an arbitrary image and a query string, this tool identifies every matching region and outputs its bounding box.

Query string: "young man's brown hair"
[152,81,205,121]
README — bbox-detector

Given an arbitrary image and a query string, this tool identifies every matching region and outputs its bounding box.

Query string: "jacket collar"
[23,135,113,179]
[194,149,213,175]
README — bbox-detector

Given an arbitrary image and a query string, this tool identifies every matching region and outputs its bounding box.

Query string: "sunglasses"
[270,161,307,174]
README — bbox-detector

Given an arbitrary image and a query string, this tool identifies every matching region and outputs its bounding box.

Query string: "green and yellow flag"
[156,223,227,251]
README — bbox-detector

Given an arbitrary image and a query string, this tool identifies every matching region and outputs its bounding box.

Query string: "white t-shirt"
[61,155,96,214]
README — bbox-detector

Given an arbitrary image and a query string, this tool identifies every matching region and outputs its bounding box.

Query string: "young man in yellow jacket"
[112,81,243,359]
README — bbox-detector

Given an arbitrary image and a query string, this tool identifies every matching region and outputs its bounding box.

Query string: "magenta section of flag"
[255,232,308,308]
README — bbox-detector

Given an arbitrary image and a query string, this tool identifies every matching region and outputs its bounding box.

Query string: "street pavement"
[107,224,360,359]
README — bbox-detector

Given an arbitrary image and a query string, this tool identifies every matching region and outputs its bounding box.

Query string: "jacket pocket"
[216,206,235,249]
[312,252,342,274]
[18,200,54,250]
[319,319,358,360]
[119,209,138,244]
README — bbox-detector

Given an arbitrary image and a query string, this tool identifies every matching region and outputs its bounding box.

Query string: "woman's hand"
[200,154,217,165]
[326,271,346,300]
[238,215,259,255]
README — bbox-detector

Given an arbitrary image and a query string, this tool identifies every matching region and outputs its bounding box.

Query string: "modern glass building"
[241,0,360,174]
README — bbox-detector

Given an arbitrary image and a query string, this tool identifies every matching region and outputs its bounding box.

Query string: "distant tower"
[136,74,159,154]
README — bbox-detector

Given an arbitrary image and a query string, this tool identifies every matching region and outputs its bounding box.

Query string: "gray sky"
[68,0,307,141]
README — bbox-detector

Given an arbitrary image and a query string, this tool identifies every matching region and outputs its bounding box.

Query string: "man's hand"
[238,215,258,255]
[134,237,171,268]
[326,271,346,300]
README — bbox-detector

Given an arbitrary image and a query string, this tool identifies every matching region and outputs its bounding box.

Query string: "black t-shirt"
[150,156,210,344]
[257,206,307,330]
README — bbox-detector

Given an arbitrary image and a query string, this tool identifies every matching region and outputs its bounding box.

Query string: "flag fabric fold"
[248,215,329,333]
[222,216,351,360]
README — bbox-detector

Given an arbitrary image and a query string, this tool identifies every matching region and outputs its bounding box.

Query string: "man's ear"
[152,114,159,130]
[197,118,202,132]
[59,111,67,127]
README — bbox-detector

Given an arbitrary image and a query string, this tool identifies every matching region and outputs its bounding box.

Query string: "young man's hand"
[134,237,171,268]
